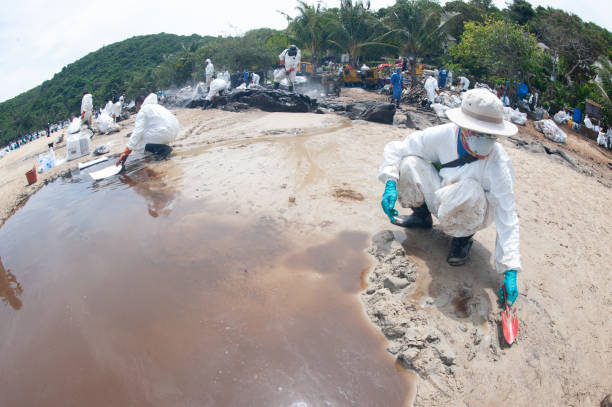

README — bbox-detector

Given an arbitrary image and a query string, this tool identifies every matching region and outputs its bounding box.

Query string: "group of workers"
[200,44,301,109]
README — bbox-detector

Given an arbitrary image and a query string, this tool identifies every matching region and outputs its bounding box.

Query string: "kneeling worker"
[378,89,520,306]
[116,94,179,166]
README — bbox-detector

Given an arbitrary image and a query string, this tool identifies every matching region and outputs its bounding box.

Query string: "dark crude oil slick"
[0,164,412,406]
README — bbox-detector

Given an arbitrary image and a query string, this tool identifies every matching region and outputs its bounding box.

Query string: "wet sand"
[0,167,413,406]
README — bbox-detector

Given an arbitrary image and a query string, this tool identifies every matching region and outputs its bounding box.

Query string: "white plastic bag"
[68,117,81,134]
[435,178,490,237]
[431,103,450,118]
[95,112,119,133]
[65,132,91,161]
[503,107,527,125]
[553,110,569,124]
[534,119,567,143]
[38,148,56,171]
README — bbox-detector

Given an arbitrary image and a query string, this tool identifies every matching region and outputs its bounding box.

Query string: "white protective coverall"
[459,76,470,91]
[205,61,215,87]
[223,71,232,89]
[206,78,228,101]
[81,93,93,123]
[104,101,114,116]
[143,93,158,105]
[378,122,521,274]
[252,72,260,86]
[274,47,301,86]
[424,76,439,103]
[446,71,453,88]
[597,130,606,146]
[127,104,179,153]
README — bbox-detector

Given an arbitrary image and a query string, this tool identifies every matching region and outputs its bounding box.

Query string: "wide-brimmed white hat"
[446,88,518,137]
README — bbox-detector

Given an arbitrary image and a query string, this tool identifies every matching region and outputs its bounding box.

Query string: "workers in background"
[390,67,403,107]
[81,91,93,128]
[116,93,179,167]
[424,74,439,105]
[458,76,470,91]
[205,59,214,88]
[274,45,301,92]
[379,89,521,307]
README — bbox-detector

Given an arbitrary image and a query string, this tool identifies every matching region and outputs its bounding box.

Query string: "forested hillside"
[0,33,212,144]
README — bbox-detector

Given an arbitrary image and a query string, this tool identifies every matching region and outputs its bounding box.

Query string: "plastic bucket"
[25,167,37,185]
[573,107,582,124]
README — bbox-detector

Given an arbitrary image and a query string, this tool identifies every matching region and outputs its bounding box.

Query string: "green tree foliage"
[384,0,457,68]
[531,7,611,85]
[506,0,535,25]
[282,1,335,67]
[0,33,211,144]
[592,56,612,124]
[449,19,545,84]
[327,0,390,66]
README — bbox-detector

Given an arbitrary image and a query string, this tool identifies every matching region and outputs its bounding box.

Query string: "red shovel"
[500,286,518,345]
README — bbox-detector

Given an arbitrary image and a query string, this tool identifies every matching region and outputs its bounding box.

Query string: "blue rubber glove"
[499,270,518,307]
[381,180,398,222]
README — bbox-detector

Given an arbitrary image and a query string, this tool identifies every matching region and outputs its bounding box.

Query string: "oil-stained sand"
[0,165,412,407]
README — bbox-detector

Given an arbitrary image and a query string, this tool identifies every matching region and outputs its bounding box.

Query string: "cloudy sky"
[1,0,610,102]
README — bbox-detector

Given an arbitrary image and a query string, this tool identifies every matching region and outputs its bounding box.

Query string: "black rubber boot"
[288,85,294,92]
[446,235,474,266]
[201,100,210,110]
[274,82,280,90]
[144,143,173,159]
[393,203,433,229]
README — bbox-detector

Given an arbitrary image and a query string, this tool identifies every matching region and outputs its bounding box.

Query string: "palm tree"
[328,0,393,67]
[592,56,612,123]
[384,0,458,77]
[281,1,333,68]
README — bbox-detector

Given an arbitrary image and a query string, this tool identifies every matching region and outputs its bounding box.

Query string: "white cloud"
[0,0,609,102]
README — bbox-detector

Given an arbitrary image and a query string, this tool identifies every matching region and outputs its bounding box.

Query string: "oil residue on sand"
[0,165,412,406]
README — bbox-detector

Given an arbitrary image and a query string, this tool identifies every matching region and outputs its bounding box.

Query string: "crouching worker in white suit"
[201,78,228,110]
[378,89,521,307]
[116,93,179,167]
[274,45,301,92]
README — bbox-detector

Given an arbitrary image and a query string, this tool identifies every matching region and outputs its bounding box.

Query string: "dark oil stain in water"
[0,167,412,407]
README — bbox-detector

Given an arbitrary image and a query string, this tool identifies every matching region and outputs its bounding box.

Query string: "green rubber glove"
[499,270,518,307]
[381,180,398,222]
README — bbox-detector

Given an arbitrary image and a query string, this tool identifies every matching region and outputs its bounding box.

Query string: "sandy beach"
[1,89,611,406]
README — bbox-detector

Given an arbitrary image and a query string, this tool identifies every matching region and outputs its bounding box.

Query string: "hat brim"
[446,108,518,137]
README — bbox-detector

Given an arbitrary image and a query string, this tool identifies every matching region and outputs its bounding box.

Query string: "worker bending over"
[379,89,520,306]
[116,94,179,166]
[202,78,228,109]
[274,45,301,92]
